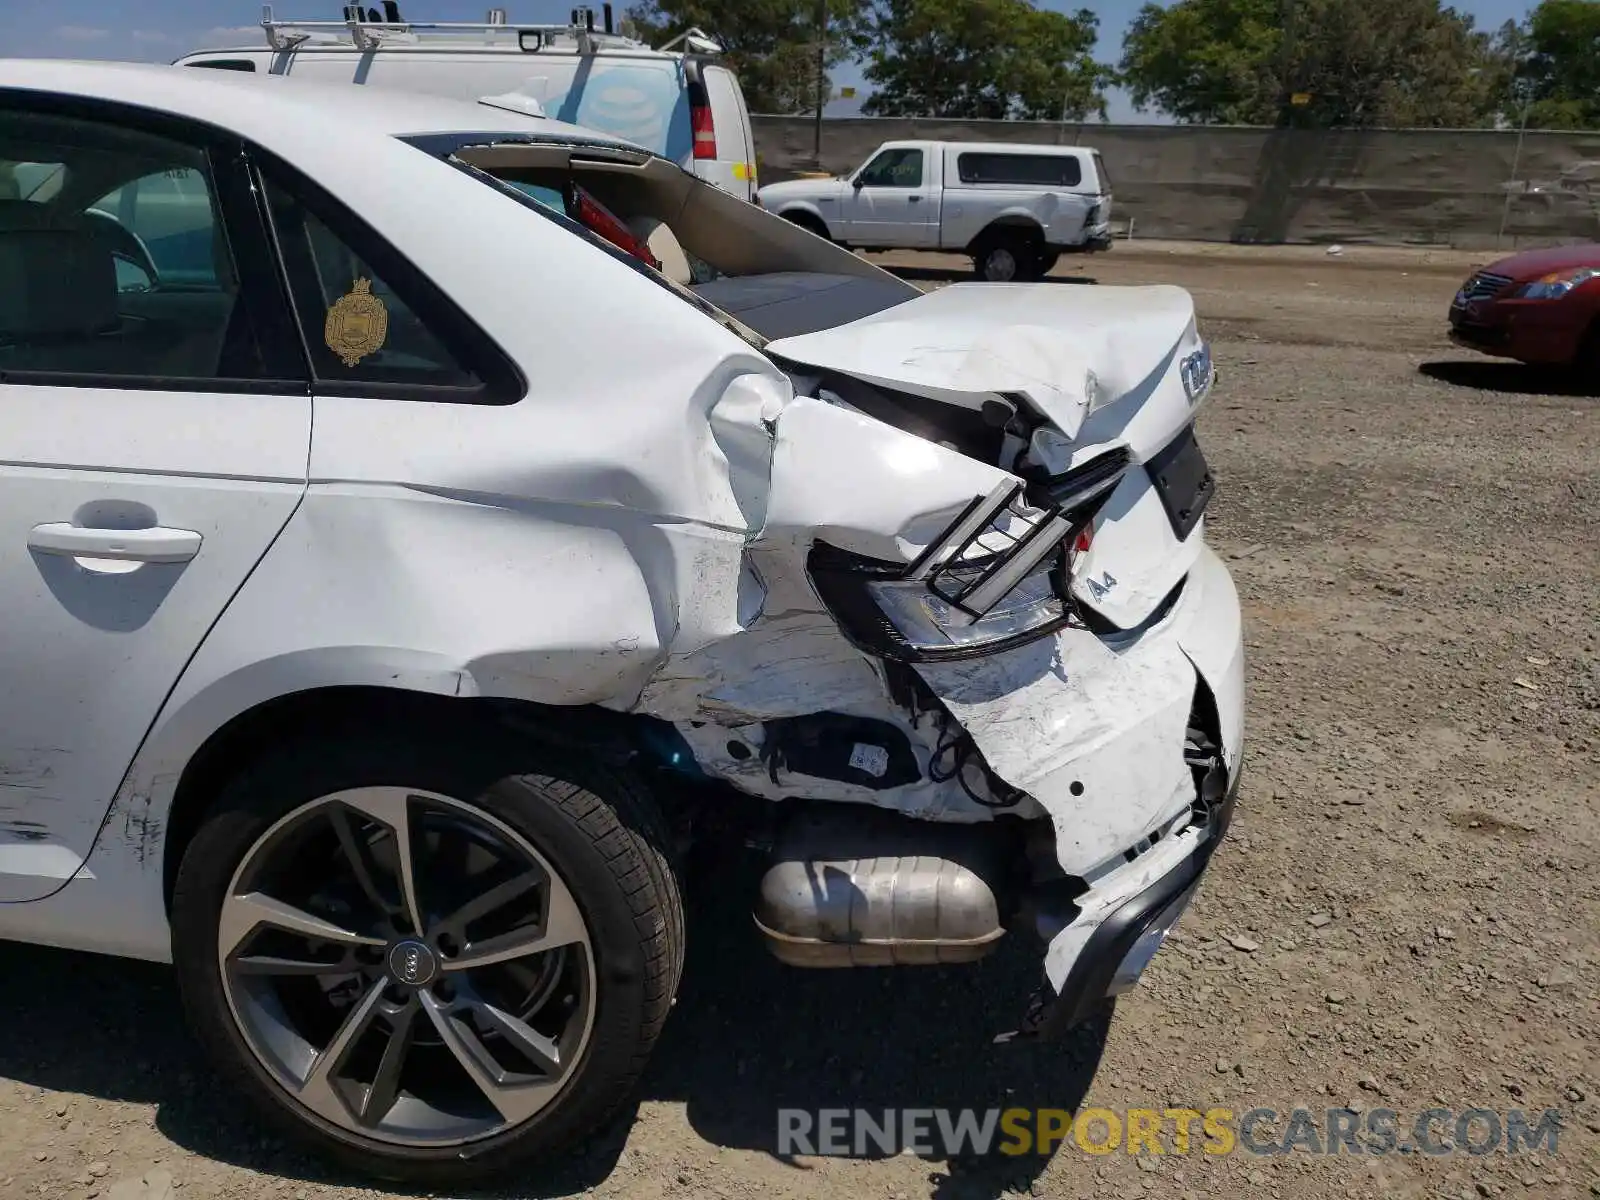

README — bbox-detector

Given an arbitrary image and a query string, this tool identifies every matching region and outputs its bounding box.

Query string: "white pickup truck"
[756,139,1114,281]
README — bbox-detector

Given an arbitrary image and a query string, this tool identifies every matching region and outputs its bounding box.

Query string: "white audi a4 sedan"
[0,59,1245,1186]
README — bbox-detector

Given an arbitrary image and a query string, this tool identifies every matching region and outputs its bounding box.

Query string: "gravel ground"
[3,242,1596,1200]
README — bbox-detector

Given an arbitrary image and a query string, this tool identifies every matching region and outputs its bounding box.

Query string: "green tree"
[1116,0,1279,124]
[852,0,1111,120]
[1119,0,1508,127]
[1512,0,1600,129]
[624,0,867,114]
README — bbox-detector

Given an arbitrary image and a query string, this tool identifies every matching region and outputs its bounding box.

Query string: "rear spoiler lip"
[399,130,665,170]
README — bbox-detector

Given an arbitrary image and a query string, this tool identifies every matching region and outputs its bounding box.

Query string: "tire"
[1035,250,1061,277]
[171,721,683,1187]
[972,231,1042,282]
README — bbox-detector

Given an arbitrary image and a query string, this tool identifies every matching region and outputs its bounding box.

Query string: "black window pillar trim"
[237,152,318,381]
[209,137,315,387]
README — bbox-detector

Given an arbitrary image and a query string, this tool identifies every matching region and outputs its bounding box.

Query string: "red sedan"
[1448,242,1600,373]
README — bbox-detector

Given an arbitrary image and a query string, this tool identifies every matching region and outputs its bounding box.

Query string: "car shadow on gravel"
[646,855,1110,1200]
[883,264,1098,286]
[0,853,1106,1200]
[1419,359,1596,397]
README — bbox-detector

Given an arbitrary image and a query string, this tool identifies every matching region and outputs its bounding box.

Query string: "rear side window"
[1092,151,1112,193]
[956,152,1083,188]
[258,167,522,402]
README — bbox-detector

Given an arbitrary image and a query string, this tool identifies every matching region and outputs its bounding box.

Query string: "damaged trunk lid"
[765,281,1200,442]
[768,280,1215,633]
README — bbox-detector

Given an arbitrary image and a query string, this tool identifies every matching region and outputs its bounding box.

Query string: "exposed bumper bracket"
[997,759,1239,1043]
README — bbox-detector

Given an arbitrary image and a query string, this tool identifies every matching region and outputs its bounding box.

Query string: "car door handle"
[907,194,922,202]
[29,523,203,564]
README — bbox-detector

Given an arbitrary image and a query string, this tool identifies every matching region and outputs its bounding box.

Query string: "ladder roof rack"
[258,5,648,55]
[654,27,724,55]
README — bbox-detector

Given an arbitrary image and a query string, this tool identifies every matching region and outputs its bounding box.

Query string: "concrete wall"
[752,115,1600,249]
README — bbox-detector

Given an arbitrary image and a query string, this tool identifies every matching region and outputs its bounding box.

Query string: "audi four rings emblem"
[1180,343,1213,404]
[388,940,438,987]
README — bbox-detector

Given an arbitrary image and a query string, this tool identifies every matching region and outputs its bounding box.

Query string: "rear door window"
[1,159,65,202]
[1092,151,1112,193]
[92,167,220,289]
[0,107,294,387]
[956,152,1083,187]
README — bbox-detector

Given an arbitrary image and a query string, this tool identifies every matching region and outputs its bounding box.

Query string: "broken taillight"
[570,184,661,271]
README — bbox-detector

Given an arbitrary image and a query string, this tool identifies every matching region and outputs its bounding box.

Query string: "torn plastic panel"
[647,372,1240,839]
[1003,735,1238,1042]
[759,714,922,791]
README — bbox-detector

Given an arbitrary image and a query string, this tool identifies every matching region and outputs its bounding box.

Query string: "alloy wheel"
[216,787,596,1146]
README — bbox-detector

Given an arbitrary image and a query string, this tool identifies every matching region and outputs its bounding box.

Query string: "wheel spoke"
[438,869,540,934]
[232,952,353,977]
[337,790,426,937]
[220,891,385,957]
[358,1003,417,1127]
[418,992,555,1124]
[471,1000,564,1077]
[297,977,386,1123]
[443,877,586,971]
[329,805,400,922]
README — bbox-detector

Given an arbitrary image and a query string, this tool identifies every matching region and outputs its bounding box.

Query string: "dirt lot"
[3,242,1596,1200]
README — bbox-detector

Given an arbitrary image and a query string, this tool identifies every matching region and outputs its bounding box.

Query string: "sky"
[0,0,1535,122]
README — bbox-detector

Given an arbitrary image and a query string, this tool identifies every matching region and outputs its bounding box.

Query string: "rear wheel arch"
[967,217,1046,256]
[781,208,832,240]
[159,686,682,913]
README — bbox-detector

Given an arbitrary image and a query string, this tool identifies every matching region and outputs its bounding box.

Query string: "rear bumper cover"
[1003,759,1238,1041]
[918,543,1245,878]
[1059,230,1114,253]
[912,544,1245,1042]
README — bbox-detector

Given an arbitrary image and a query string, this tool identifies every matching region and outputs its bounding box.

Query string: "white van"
[173,5,759,201]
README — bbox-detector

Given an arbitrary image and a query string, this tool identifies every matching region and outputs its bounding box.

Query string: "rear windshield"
[401,133,917,345]
[956,151,1082,188]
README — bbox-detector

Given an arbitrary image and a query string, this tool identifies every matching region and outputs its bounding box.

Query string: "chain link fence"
[752,115,1600,250]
